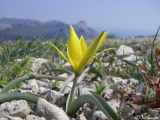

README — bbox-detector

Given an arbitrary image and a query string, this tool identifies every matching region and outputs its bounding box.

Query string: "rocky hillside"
[0,18,97,40]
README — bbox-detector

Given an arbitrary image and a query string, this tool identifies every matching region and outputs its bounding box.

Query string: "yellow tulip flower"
[49,25,108,74]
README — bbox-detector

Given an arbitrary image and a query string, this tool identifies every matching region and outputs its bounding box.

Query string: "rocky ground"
[1,37,160,120]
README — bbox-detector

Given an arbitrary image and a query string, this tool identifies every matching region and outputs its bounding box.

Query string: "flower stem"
[67,74,79,109]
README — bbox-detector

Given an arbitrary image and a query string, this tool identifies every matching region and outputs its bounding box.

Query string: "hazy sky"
[0,0,160,36]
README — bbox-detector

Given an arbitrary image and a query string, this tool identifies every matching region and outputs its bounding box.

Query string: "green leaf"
[13,64,22,74]
[0,93,38,104]
[48,41,68,61]
[0,76,31,94]
[93,81,106,95]
[96,48,116,57]
[67,94,119,120]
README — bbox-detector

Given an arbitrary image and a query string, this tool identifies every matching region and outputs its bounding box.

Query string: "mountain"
[0,18,97,40]
[0,18,41,25]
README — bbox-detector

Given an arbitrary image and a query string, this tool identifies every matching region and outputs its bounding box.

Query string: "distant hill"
[0,18,97,40]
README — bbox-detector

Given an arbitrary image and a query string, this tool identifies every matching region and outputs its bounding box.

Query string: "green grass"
[0,38,66,87]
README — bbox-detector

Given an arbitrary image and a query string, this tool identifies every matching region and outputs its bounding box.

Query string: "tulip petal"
[78,32,108,72]
[67,25,83,72]
[80,36,87,55]
[48,42,68,61]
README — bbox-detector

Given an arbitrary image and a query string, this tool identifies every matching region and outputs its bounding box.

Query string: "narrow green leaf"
[0,93,38,104]
[96,48,116,57]
[67,94,119,120]
[48,42,68,61]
